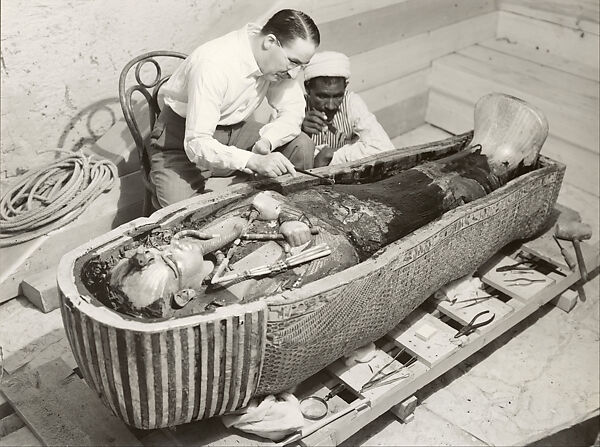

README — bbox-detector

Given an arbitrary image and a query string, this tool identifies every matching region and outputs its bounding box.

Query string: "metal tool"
[503,277,546,287]
[552,234,577,271]
[454,310,495,338]
[241,228,320,241]
[555,221,592,282]
[212,243,331,284]
[296,168,335,184]
[456,295,494,309]
[359,350,415,392]
[496,260,534,272]
[299,384,346,420]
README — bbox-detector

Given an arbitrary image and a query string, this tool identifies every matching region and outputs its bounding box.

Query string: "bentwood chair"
[118,51,187,216]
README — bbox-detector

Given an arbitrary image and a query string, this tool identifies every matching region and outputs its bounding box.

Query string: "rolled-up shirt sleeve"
[259,79,305,150]
[184,62,253,172]
[330,92,395,165]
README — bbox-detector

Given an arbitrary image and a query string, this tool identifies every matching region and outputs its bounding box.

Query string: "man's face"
[261,35,316,82]
[305,77,346,121]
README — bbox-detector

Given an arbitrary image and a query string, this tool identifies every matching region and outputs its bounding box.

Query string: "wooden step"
[479,37,598,82]
[316,0,495,57]
[425,90,600,198]
[428,48,599,153]
[459,44,598,101]
[497,0,600,35]
[496,10,599,71]
[391,124,453,149]
[349,12,497,93]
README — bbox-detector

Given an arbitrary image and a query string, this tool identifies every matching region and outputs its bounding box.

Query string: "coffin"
[58,96,564,429]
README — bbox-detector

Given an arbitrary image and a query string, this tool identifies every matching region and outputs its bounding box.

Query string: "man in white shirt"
[149,9,320,208]
[301,51,395,167]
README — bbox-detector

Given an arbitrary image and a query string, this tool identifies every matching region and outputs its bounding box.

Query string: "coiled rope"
[0,151,118,247]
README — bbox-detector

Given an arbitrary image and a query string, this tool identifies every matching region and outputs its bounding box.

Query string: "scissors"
[503,277,546,287]
[454,310,495,338]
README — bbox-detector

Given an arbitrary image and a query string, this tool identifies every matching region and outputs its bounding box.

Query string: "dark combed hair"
[261,9,320,46]
[305,76,347,90]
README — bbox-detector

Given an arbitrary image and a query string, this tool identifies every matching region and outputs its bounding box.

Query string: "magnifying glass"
[299,396,329,420]
[299,383,346,420]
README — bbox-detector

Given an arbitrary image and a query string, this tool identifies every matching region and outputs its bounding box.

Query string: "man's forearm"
[185,136,253,172]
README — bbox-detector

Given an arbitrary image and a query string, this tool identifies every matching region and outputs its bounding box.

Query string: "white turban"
[304,51,351,81]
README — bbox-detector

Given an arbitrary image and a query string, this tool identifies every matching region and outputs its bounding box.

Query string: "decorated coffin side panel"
[257,165,564,395]
[60,295,267,429]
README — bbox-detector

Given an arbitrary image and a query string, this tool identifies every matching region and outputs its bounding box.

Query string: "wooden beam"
[0,358,142,447]
[497,0,600,35]
[20,271,60,313]
[479,37,599,82]
[496,11,599,70]
[318,0,495,57]
[349,12,497,93]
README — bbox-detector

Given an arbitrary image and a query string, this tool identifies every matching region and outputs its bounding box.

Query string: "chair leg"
[143,188,157,217]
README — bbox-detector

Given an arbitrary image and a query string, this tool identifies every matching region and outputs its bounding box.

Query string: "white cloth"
[304,51,351,81]
[161,24,306,173]
[434,274,485,302]
[311,91,395,164]
[343,342,377,366]
[221,393,303,441]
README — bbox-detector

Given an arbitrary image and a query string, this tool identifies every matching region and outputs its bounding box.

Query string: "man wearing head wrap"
[302,51,394,167]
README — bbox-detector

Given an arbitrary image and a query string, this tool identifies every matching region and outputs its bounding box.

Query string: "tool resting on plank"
[555,221,592,282]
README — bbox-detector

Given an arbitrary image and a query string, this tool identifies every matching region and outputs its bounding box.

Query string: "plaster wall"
[0,0,276,181]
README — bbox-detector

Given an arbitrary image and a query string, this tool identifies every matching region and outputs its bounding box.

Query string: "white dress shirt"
[161,24,306,172]
[310,91,395,165]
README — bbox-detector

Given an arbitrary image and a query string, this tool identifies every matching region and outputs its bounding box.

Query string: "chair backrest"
[118,51,187,178]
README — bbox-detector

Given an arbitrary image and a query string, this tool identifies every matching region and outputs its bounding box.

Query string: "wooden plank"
[327,349,428,403]
[288,0,408,26]
[317,0,495,57]
[459,44,598,100]
[360,68,429,115]
[429,52,599,152]
[387,309,459,367]
[425,91,600,197]
[303,242,600,446]
[374,93,428,139]
[389,395,418,423]
[349,12,497,93]
[0,297,65,375]
[20,271,59,313]
[0,170,144,303]
[0,358,142,447]
[0,426,42,447]
[497,0,600,35]
[479,37,599,82]
[496,11,599,71]
[436,293,514,326]
[0,413,25,438]
[480,256,556,302]
[391,124,453,149]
